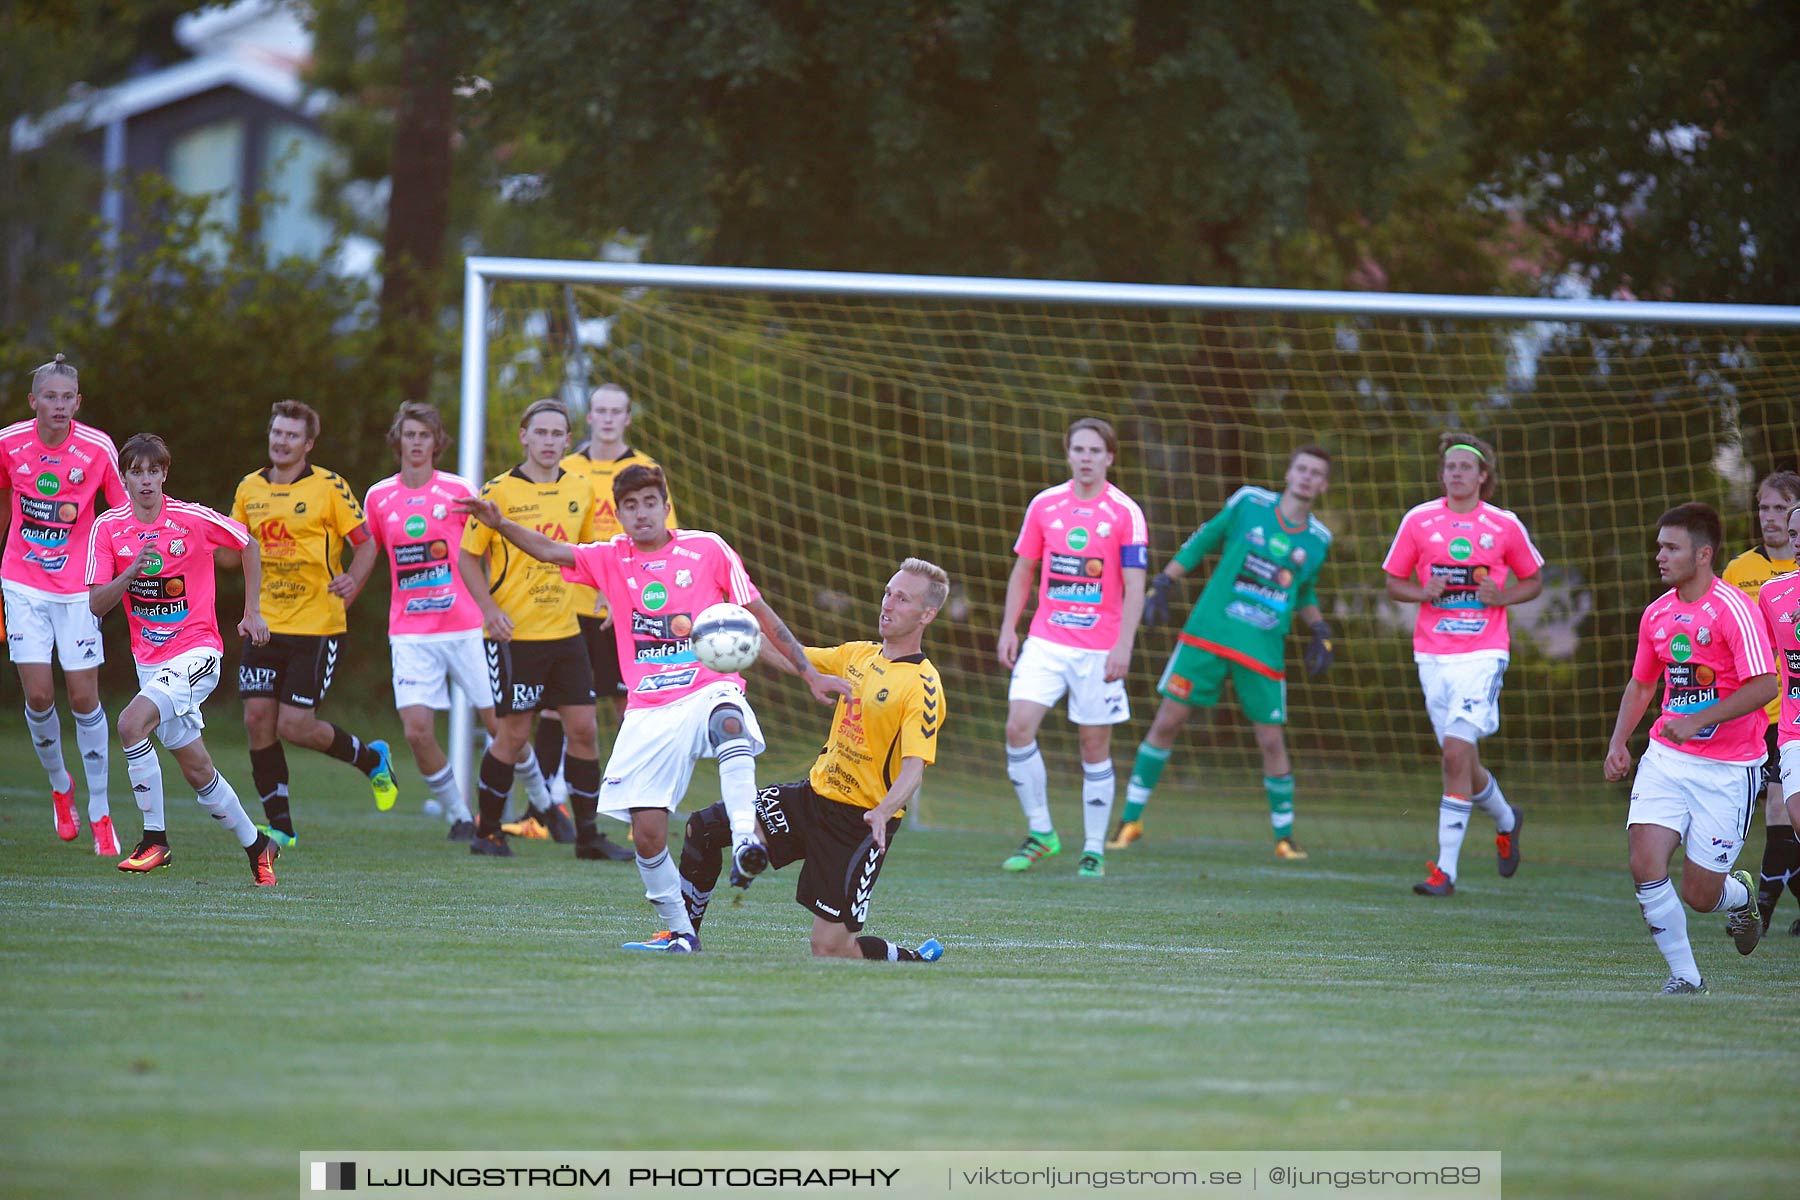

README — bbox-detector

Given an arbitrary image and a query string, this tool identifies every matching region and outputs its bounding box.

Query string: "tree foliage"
[1472,0,1800,304]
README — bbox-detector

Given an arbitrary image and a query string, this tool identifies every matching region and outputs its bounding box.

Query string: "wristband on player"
[1304,620,1334,678]
[1143,573,1176,627]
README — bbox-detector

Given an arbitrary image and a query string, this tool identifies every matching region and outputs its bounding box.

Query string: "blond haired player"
[1,354,126,854]
[677,560,948,961]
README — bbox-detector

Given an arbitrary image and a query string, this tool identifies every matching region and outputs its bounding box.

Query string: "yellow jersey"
[559,445,677,618]
[231,464,367,636]
[1724,546,1798,720]
[460,466,594,641]
[803,642,943,812]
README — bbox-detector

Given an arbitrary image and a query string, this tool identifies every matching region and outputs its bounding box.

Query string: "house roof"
[11,56,325,153]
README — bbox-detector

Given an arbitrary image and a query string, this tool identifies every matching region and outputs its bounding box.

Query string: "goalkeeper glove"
[1304,620,1334,678]
[1143,574,1176,627]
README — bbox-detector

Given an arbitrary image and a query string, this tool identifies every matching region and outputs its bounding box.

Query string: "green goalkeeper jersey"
[1173,486,1332,677]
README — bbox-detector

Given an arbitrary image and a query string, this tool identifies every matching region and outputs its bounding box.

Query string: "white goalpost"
[449,257,1800,817]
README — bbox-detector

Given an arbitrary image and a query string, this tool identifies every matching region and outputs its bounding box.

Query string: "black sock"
[142,829,170,848]
[534,719,565,782]
[565,756,600,839]
[476,751,513,836]
[1762,825,1800,913]
[245,831,270,861]
[250,742,293,835]
[677,804,731,930]
[325,724,382,775]
[856,936,922,962]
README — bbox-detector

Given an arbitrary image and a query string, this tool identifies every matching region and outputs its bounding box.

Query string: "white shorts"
[1781,741,1800,803]
[1417,655,1507,745]
[135,649,223,751]
[1628,740,1761,873]
[3,582,104,668]
[391,632,494,711]
[1008,636,1129,726]
[597,682,766,819]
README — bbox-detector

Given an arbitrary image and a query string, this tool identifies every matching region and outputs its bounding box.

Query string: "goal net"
[461,263,1800,836]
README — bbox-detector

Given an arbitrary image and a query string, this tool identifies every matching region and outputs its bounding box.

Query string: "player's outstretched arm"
[452,497,576,567]
[754,634,801,677]
[89,546,149,617]
[745,598,849,703]
[236,540,270,645]
[864,756,927,851]
[1604,676,1658,781]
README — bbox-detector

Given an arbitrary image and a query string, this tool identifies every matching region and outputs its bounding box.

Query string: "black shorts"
[1763,722,1782,792]
[579,614,625,696]
[237,633,340,708]
[754,780,900,932]
[486,635,595,716]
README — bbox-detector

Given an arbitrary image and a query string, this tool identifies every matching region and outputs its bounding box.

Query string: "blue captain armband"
[1120,544,1149,570]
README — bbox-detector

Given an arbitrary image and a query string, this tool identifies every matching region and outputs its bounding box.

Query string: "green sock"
[1120,742,1172,824]
[1265,774,1295,840]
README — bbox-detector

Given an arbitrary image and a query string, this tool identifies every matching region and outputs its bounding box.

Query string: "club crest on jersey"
[1291,547,1307,566]
[1696,627,1711,646]
[68,467,84,484]
[168,539,186,556]
[675,569,692,587]
[1479,533,1494,549]
[431,504,447,520]
[1096,522,1112,539]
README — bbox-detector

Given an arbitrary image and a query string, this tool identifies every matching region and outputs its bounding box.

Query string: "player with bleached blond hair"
[1,354,127,855]
[677,558,948,962]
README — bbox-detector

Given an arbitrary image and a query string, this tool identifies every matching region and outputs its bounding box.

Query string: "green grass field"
[2,715,1795,1200]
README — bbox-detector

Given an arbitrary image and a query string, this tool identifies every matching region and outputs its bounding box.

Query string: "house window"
[260,121,335,262]
[166,118,245,259]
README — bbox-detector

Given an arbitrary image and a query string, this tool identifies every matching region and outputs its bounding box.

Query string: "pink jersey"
[1382,498,1544,660]
[364,471,484,639]
[562,529,762,709]
[1014,482,1150,652]
[0,418,126,598]
[1632,577,1777,764]
[86,498,250,664]
[1757,571,1800,747]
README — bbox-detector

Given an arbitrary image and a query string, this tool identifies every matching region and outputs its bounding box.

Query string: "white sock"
[1437,795,1473,881]
[1636,877,1700,984]
[1711,871,1751,913]
[1080,758,1114,854]
[123,738,165,832]
[195,772,258,848]
[636,849,693,935]
[1006,741,1053,833]
[716,740,758,844]
[73,707,111,820]
[515,744,551,809]
[423,764,470,822]
[1473,772,1515,833]
[25,705,73,793]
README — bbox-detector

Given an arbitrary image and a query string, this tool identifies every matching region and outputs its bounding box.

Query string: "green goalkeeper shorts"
[1157,639,1288,725]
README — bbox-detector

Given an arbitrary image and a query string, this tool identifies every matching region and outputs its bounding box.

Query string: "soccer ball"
[691,603,763,673]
